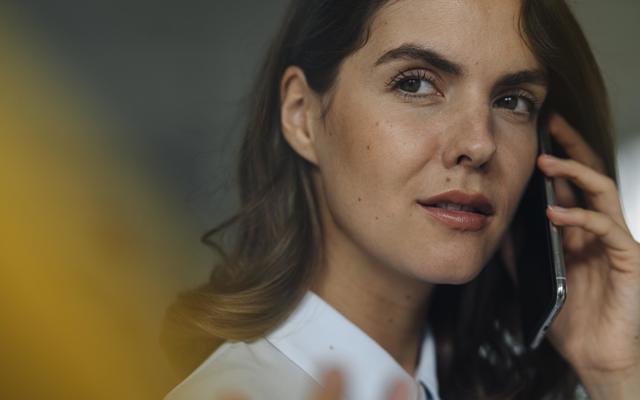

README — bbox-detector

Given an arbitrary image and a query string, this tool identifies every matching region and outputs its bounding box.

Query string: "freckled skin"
[310,0,544,287]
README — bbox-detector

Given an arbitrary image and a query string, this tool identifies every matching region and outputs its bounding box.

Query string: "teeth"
[435,202,477,213]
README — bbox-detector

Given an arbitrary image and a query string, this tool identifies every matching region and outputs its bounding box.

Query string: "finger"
[548,113,606,173]
[538,154,627,228]
[551,178,590,249]
[547,206,638,272]
[560,224,589,255]
[387,380,409,400]
[553,176,578,208]
[311,368,345,400]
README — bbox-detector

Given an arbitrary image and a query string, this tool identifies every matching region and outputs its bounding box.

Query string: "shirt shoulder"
[164,338,319,400]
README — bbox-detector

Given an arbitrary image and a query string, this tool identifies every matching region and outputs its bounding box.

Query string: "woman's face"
[308,0,547,284]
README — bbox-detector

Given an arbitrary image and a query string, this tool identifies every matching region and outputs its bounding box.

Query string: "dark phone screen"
[514,160,559,348]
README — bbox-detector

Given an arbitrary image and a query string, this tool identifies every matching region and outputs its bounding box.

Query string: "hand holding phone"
[514,118,567,350]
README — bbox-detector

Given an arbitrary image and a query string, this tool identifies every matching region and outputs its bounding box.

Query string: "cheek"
[500,131,538,210]
[317,98,435,206]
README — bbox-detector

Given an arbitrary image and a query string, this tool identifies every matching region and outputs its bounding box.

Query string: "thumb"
[310,368,345,400]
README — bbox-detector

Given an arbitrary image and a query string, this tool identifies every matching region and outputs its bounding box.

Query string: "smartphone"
[513,118,567,350]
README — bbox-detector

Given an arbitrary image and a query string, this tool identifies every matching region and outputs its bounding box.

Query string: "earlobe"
[280,65,321,165]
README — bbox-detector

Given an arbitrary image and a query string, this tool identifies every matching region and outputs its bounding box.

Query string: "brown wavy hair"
[163,0,616,398]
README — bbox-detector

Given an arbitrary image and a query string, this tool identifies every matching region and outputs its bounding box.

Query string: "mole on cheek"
[446,177,451,183]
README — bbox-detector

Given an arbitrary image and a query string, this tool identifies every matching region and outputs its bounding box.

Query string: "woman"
[164,0,640,399]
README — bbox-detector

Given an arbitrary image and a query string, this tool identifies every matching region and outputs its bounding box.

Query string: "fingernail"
[549,205,568,213]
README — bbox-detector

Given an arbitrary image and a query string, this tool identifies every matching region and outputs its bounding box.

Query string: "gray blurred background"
[11,0,639,277]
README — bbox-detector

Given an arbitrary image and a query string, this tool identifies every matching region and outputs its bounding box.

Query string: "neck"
[310,231,434,376]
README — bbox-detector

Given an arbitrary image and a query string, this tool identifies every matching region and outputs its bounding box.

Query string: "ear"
[280,65,323,165]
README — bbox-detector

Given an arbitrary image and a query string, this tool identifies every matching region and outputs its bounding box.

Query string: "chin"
[431,270,483,285]
[414,258,487,285]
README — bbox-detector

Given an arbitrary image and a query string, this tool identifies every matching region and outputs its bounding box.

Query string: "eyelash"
[386,69,440,99]
[497,89,540,114]
[386,68,542,114]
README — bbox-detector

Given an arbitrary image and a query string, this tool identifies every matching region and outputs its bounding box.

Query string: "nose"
[442,107,497,170]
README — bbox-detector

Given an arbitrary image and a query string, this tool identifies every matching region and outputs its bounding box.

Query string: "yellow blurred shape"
[0,5,208,399]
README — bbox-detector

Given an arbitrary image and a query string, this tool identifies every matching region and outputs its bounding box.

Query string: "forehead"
[360,0,540,73]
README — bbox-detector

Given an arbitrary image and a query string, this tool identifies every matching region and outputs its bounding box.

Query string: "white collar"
[266,290,440,400]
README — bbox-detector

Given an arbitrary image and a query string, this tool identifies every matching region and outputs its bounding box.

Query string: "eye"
[494,93,537,115]
[389,69,440,97]
[397,77,437,95]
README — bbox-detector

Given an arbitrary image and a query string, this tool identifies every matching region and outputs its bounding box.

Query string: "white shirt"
[165,290,440,400]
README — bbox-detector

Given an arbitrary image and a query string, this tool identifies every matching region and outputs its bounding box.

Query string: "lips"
[417,190,495,215]
[417,190,495,231]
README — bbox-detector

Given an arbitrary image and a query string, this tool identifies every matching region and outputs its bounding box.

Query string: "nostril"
[456,154,472,165]
[456,154,488,169]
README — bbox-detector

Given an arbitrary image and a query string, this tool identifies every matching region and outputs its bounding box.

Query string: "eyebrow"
[374,43,464,76]
[494,70,548,89]
[374,43,548,88]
